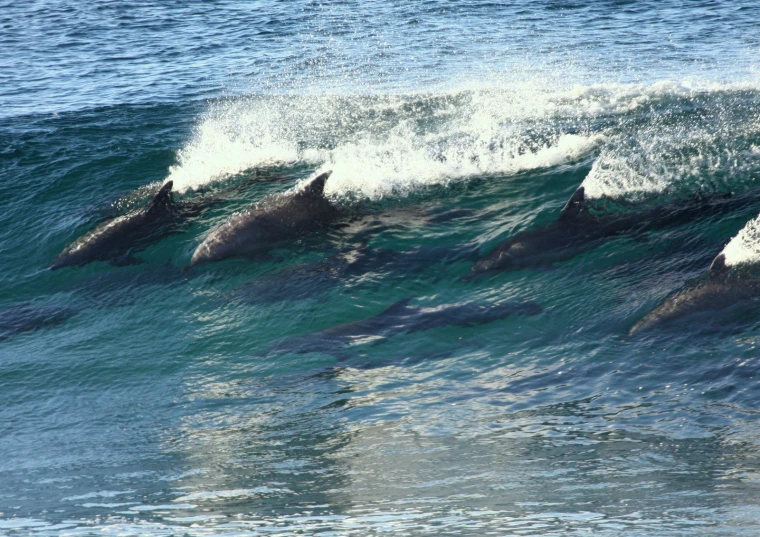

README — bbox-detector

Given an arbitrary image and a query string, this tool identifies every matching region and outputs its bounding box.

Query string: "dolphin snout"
[185,247,210,271]
[49,254,75,271]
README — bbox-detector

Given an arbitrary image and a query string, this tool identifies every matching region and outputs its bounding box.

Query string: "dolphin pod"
[50,180,238,270]
[185,171,338,270]
[50,173,273,270]
[272,297,543,356]
[39,162,760,342]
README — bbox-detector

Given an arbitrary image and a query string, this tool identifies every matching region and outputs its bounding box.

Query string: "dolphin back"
[185,171,338,270]
[559,186,586,220]
[379,296,414,317]
[709,253,728,276]
[296,171,332,199]
[149,180,174,211]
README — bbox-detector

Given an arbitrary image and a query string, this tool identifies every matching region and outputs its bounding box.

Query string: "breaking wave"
[720,214,760,267]
[166,81,760,205]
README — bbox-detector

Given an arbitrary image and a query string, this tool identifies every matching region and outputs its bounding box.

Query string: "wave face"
[4,2,760,536]
[165,82,760,204]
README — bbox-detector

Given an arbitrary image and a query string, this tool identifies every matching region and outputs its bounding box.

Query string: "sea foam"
[167,81,760,204]
[720,215,760,267]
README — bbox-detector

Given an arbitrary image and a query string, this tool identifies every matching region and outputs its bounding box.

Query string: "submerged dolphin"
[629,253,760,335]
[273,297,542,355]
[231,243,480,305]
[51,181,178,270]
[469,186,746,277]
[186,171,337,269]
[0,302,77,342]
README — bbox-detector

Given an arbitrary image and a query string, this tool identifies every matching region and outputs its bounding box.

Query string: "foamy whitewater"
[720,216,760,267]
[167,81,760,206]
[167,90,604,198]
[4,2,760,536]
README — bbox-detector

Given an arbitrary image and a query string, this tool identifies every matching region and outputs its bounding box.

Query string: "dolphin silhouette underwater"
[186,171,338,270]
[468,185,751,277]
[629,252,760,335]
[230,242,480,305]
[0,302,78,342]
[272,297,542,355]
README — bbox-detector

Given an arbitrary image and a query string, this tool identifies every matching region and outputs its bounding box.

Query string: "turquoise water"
[3,2,760,535]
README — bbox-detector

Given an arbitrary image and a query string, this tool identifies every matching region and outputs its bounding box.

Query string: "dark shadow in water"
[230,242,479,305]
[0,301,78,342]
[270,297,541,357]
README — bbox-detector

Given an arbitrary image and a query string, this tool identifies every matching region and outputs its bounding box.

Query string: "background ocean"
[3,1,760,535]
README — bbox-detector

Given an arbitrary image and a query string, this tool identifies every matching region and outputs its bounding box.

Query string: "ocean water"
[3,1,760,535]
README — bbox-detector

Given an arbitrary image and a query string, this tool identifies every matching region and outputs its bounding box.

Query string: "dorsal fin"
[150,181,173,208]
[709,252,728,275]
[559,186,586,220]
[297,171,332,198]
[380,297,414,316]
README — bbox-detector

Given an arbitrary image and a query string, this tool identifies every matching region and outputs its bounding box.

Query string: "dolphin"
[468,186,748,277]
[272,297,542,355]
[50,181,178,270]
[230,243,479,305]
[186,171,337,270]
[0,302,77,342]
[469,187,598,275]
[629,252,760,335]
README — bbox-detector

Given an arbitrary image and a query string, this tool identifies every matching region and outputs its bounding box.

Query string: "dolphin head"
[49,228,105,270]
[49,255,69,271]
[184,218,245,271]
[49,240,98,270]
[184,240,215,271]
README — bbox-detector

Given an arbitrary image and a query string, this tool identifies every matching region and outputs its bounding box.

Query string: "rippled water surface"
[2,1,760,535]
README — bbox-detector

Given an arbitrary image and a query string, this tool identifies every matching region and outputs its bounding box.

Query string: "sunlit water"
[2,1,760,535]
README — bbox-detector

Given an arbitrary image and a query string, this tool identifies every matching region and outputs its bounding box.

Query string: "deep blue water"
[3,1,760,535]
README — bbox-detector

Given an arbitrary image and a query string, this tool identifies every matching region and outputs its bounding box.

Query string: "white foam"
[580,92,760,200]
[165,80,760,200]
[720,215,760,267]
[0,518,49,529]
[63,490,135,501]
[81,502,135,508]
[130,503,197,512]
[167,91,603,199]
[167,99,306,193]
[321,132,599,200]
[581,133,728,200]
[175,486,292,502]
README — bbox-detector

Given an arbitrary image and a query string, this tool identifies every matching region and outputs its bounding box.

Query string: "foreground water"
[3,2,760,535]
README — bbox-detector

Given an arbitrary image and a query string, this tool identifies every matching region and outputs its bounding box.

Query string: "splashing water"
[720,215,760,267]
[167,89,604,198]
[168,81,760,204]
